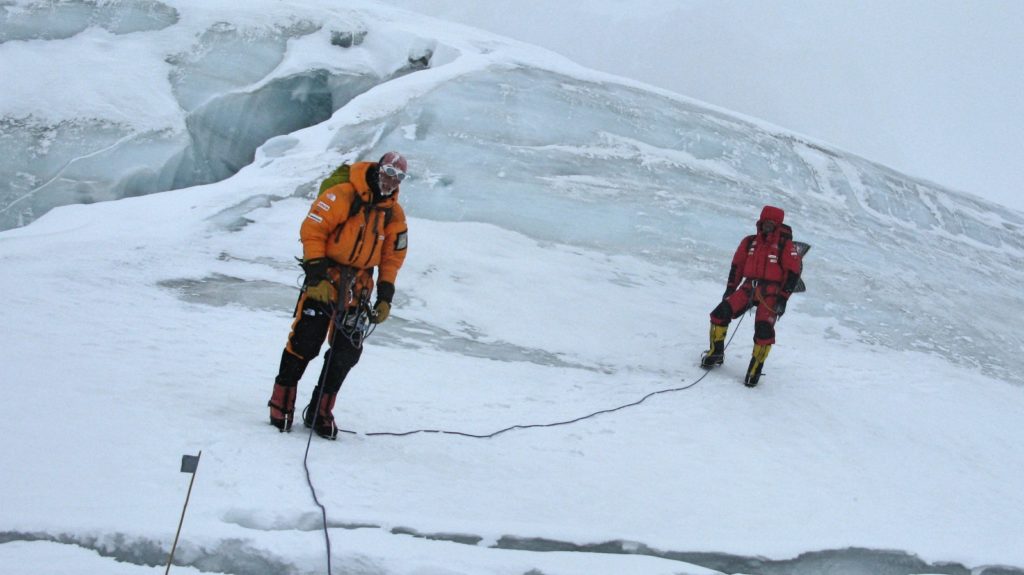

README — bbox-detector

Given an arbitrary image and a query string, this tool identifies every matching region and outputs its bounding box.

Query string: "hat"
[377,151,407,196]
[759,205,785,225]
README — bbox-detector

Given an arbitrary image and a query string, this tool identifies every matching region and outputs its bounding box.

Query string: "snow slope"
[2,1,1023,574]
[387,0,1024,212]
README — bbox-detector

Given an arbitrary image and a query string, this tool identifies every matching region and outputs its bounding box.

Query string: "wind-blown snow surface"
[2,1,1024,574]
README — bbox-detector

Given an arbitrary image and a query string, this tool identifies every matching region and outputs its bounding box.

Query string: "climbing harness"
[334,288,376,349]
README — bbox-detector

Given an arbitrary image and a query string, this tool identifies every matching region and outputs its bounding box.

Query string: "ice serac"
[0,14,421,230]
[0,0,179,42]
[325,65,1024,384]
[164,68,380,190]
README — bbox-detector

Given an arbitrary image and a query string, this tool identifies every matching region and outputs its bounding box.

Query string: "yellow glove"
[371,300,391,323]
[305,279,335,303]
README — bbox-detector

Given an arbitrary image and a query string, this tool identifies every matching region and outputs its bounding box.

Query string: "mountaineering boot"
[270,349,310,431]
[744,344,772,387]
[268,383,297,432]
[303,387,339,440]
[700,324,729,368]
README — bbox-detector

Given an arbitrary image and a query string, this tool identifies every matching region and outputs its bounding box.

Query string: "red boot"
[268,383,297,432]
[302,388,338,440]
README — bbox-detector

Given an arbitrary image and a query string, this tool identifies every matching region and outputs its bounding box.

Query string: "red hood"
[759,205,785,225]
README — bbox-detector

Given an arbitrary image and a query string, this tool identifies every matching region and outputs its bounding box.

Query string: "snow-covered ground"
[2,1,1023,574]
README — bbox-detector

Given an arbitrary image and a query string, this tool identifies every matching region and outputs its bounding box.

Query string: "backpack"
[780,223,810,293]
[318,163,393,225]
[319,164,351,195]
[744,223,808,293]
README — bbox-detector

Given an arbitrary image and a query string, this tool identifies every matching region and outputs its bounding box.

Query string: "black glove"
[301,258,329,285]
[774,293,789,316]
[376,280,395,304]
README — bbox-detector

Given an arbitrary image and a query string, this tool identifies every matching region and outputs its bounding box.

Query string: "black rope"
[301,306,747,575]
[299,296,380,574]
[356,314,747,440]
[302,302,337,575]
[295,273,382,574]
[361,375,711,438]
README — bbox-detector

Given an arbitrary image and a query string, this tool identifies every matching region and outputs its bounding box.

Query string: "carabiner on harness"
[334,288,376,348]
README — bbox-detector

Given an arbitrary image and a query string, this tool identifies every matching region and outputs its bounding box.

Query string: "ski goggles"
[380,164,407,182]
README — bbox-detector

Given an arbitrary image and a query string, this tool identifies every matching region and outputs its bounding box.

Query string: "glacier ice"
[4,4,1024,574]
[0,15,435,230]
[323,65,1024,384]
[0,0,178,42]
[2,1,1023,387]
[166,69,381,189]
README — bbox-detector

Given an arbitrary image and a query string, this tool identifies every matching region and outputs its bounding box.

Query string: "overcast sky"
[392,0,1024,212]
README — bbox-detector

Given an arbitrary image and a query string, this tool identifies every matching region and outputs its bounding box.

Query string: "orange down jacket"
[299,162,408,294]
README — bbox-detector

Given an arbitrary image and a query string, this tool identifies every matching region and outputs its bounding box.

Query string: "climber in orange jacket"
[701,205,802,387]
[269,151,409,438]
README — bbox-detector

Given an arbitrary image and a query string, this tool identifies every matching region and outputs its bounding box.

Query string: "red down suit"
[711,205,802,345]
